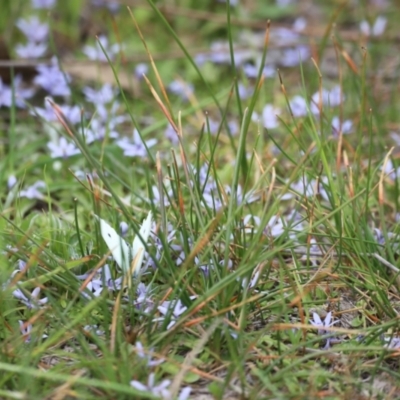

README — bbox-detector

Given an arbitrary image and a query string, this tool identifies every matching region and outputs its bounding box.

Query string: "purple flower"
[119,221,129,237]
[194,53,209,66]
[135,341,164,367]
[281,45,310,67]
[310,86,343,114]
[130,374,171,399]
[83,118,119,143]
[18,320,32,343]
[205,118,220,135]
[82,35,121,62]
[208,41,231,64]
[383,336,400,349]
[241,268,260,289]
[201,192,223,210]
[134,283,155,313]
[0,76,35,108]
[263,215,286,237]
[293,17,307,32]
[31,0,56,8]
[276,0,294,6]
[310,311,337,335]
[226,184,259,205]
[157,299,188,330]
[243,214,261,231]
[20,180,46,199]
[60,104,82,125]
[134,63,148,79]
[242,63,275,79]
[150,185,172,207]
[164,123,179,145]
[227,119,239,135]
[288,176,330,202]
[83,83,116,105]
[83,325,105,335]
[18,320,48,343]
[310,311,340,349]
[94,101,126,124]
[13,287,48,309]
[237,83,253,100]
[271,26,300,45]
[116,129,157,157]
[77,264,123,299]
[217,0,238,5]
[263,210,305,238]
[16,17,49,42]
[15,42,47,58]
[168,80,194,101]
[192,164,218,192]
[34,58,71,96]
[289,95,308,117]
[331,117,352,136]
[34,101,81,124]
[130,372,192,400]
[144,223,177,270]
[47,137,80,158]
[91,0,120,13]
[8,175,17,189]
[258,104,281,129]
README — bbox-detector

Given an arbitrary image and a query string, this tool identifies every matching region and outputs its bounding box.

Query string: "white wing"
[95,216,131,273]
[131,211,153,276]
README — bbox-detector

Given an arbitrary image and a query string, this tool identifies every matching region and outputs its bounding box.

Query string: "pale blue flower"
[281,45,310,67]
[310,311,339,349]
[47,137,80,158]
[31,0,56,8]
[168,80,194,101]
[135,341,164,367]
[289,95,308,117]
[20,180,46,199]
[82,35,121,62]
[91,0,120,12]
[15,42,47,58]
[384,336,400,349]
[18,320,32,343]
[35,58,71,96]
[260,104,281,129]
[242,63,275,79]
[164,123,179,145]
[0,76,35,108]
[130,374,171,399]
[134,63,148,79]
[130,373,191,400]
[134,283,155,313]
[331,117,353,136]
[16,17,49,42]
[311,312,332,333]
[13,287,48,309]
[7,175,17,189]
[119,221,129,237]
[83,83,116,105]
[83,118,119,143]
[310,86,343,114]
[33,98,81,124]
[157,299,188,330]
[116,129,157,157]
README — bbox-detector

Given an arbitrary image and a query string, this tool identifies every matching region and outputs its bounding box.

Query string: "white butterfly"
[95,211,153,277]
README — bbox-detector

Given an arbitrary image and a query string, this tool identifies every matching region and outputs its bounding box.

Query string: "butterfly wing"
[96,216,131,273]
[131,211,153,276]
